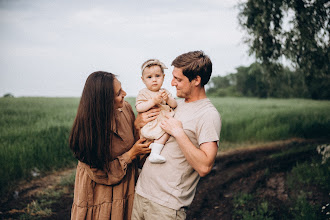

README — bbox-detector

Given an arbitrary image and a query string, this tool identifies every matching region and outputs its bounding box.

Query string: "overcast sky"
[0,0,253,97]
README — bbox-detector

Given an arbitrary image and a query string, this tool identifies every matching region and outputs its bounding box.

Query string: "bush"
[3,93,14,98]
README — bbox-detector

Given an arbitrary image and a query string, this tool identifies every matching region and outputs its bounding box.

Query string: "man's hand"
[160,114,184,137]
[135,108,160,130]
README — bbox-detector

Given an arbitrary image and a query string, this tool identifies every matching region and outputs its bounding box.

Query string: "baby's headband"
[141,59,168,74]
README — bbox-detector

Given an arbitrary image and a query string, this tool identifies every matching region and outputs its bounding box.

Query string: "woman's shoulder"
[121,101,136,121]
[122,101,134,112]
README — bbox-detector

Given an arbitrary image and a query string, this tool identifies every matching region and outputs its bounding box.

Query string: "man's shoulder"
[196,98,218,112]
[204,100,219,113]
[175,98,220,121]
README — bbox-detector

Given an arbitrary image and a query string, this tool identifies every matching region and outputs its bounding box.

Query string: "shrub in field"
[233,193,274,220]
[3,93,14,98]
[289,193,322,220]
[287,147,330,191]
[286,147,330,219]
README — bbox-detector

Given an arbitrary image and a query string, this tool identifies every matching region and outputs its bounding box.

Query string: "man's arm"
[160,115,218,177]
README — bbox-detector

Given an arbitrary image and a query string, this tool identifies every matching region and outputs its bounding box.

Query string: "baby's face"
[141,65,165,92]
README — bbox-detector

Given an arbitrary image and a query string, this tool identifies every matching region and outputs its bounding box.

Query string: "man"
[132,51,221,220]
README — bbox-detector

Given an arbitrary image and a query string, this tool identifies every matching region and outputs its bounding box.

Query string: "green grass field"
[0,96,329,196]
[209,97,330,147]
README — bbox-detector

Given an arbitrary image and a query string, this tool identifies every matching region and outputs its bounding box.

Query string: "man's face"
[171,67,193,98]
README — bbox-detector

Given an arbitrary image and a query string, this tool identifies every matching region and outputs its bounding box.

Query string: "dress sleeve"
[79,152,133,186]
[124,102,148,167]
[80,102,138,186]
[135,89,150,107]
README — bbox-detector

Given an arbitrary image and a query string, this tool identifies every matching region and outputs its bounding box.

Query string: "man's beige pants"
[132,193,186,220]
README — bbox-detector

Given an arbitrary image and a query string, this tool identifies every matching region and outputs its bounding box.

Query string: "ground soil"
[1,138,329,219]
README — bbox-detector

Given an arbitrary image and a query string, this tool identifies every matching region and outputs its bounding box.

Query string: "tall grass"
[0,97,329,196]
[0,97,79,196]
[210,97,330,149]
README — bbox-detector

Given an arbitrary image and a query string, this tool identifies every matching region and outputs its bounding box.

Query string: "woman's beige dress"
[71,102,139,220]
[136,88,175,140]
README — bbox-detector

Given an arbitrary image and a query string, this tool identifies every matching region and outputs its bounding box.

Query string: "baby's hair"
[141,59,168,74]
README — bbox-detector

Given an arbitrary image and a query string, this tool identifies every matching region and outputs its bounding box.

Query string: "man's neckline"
[184,97,208,103]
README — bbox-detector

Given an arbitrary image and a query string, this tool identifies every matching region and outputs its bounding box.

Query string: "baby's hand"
[152,92,163,105]
[160,90,169,102]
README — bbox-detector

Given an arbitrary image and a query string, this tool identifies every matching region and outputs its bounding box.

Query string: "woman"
[69,71,158,219]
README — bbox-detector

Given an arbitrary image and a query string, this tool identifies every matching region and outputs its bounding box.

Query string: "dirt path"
[186,138,329,219]
[1,138,328,219]
[0,168,75,219]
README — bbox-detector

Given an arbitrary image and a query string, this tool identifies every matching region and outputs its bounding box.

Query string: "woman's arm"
[83,138,151,186]
[82,102,160,186]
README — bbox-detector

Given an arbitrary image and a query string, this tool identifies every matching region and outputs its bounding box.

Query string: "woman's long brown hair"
[69,71,116,171]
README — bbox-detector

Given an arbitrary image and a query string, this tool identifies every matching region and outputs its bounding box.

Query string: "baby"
[136,59,177,163]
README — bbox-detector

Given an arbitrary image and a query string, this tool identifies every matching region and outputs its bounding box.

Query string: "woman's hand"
[127,138,152,160]
[160,115,184,137]
[134,108,160,130]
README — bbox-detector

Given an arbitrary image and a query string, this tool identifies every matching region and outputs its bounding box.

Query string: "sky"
[0,0,253,97]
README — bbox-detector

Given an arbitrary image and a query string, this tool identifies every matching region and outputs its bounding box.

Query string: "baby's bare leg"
[154,133,170,145]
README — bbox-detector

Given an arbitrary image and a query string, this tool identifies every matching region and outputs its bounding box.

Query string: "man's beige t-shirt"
[135,98,221,210]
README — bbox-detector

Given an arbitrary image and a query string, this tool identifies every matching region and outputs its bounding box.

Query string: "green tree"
[236,63,270,98]
[238,0,329,99]
[207,62,308,98]
[207,74,239,97]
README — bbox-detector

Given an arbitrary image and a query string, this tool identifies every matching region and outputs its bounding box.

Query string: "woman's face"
[113,78,127,109]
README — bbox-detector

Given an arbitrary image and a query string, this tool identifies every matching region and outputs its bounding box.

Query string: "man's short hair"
[171,50,212,86]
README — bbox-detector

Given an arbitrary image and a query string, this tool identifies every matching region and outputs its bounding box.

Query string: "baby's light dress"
[136,88,175,139]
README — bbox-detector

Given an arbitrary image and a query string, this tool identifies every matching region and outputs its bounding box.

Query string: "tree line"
[206,62,327,99]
